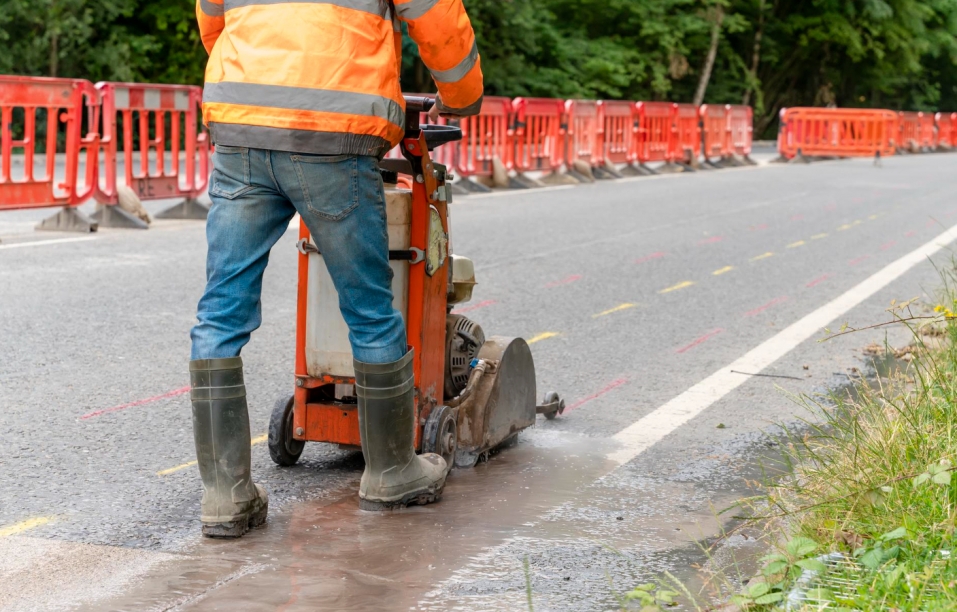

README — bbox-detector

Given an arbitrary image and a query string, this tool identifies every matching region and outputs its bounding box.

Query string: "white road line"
[0,237,97,250]
[608,222,957,465]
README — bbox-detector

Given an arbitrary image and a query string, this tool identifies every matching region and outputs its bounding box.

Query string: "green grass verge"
[729,266,957,610]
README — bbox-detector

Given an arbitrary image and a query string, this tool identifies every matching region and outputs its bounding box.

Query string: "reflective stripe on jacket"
[196,0,484,157]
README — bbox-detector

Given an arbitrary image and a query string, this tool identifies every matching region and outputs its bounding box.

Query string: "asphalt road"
[1,150,955,611]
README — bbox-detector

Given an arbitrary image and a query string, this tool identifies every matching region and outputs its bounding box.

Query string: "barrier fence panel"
[511,97,566,174]
[635,101,675,164]
[94,82,210,224]
[454,96,512,179]
[597,100,636,166]
[700,104,730,162]
[917,112,936,149]
[938,112,956,149]
[673,103,701,164]
[564,99,601,171]
[778,108,897,159]
[0,76,100,230]
[727,105,753,157]
[899,111,920,151]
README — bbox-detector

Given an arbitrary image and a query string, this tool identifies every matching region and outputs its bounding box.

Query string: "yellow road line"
[527,332,560,344]
[750,252,774,261]
[837,224,852,231]
[787,240,806,248]
[658,281,695,294]
[0,516,54,538]
[592,303,636,318]
[869,214,879,220]
[811,233,828,240]
[712,266,734,276]
[158,434,269,476]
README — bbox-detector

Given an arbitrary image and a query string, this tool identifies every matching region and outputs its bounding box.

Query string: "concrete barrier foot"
[156,198,210,220]
[36,207,99,233]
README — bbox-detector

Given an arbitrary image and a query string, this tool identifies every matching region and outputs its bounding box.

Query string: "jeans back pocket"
[292,154,360,221]
[210,145,255,200]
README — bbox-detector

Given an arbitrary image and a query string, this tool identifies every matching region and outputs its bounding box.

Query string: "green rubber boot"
[189,357,268,537]
[355,350,448,510]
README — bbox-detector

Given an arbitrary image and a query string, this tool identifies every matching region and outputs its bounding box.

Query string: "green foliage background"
[2,0,956,135]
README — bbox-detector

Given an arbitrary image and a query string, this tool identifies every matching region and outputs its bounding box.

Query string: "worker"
[190,0,483,538]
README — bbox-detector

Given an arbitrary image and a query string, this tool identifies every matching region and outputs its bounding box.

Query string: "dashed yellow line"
[712,266,734,276]
[527,332,560,344]
[750,252,774,261]
[592,303,636,318]
[787,240,806,248]
[837,224,852,231]
[158,434,269,476]
[869,214,879,220]
[811,233,828,240]
[0,516,55,538]
[658,281,695,294]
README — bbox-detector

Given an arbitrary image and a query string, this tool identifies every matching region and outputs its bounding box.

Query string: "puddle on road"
[91,430,619,611]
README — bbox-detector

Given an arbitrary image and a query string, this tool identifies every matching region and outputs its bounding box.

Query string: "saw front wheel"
[422,405,457,473]
[537,391,565,420]
[268,394,305,467]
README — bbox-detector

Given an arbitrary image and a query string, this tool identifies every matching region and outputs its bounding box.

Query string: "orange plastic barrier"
[511,97,566,173]
[635,102,676,164]
[937,112,956,149]
[93,82,209,223]
[917,112,936,149]
[727,105,753,157]
[564,99,602,169]
[898,112,920,150]
[778,108,897,159]
[673,103,701,164]
[699,104,730,162]
[453,96,513,178]
[597,100,637,166]
[0,76,100,216]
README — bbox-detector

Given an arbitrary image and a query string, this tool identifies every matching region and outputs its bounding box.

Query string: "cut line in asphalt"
[675,328,724,354]
[607,222,957,466]
[563,378,628,414]
[0,237,97,250]
[80,386,191,420]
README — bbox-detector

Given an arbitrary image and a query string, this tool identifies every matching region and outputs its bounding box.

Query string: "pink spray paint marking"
[848,255,871,267]
[825,204,838,212]
[697,236,724,245]
[676,328,724,354]
[744,296,789,318]
[81,386,191,420]
[927,219,938,228]
[790,214,804,222]
[806,274,830,288]
[451,299,497,315]
[880,240,897,251]
[545,274,582,288]
[563,378,628,414]
[749,223,769,231]
[905,230,917,237]
[634,251,666,264]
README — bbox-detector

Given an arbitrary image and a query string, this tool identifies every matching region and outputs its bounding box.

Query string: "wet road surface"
[2,150,955,610]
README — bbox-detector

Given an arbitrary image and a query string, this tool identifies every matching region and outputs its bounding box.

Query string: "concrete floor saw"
[268,96,564,475]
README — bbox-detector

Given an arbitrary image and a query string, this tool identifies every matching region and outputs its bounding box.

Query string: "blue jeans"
[190,146,407,365]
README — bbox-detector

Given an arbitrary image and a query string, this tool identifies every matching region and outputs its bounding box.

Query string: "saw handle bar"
[403,96,463,151]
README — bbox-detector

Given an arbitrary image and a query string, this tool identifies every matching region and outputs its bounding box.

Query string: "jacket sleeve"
[196,0,226,55]
[393,0,484,116]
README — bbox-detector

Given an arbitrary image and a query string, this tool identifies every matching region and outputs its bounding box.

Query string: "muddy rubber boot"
[190,357,268,537]
[355,350,448,510]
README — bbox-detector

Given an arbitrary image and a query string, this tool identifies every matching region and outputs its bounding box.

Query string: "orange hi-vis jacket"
[196,0,484,157]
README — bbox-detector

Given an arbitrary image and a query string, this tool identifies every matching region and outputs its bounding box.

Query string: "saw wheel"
[422,404,457,473]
